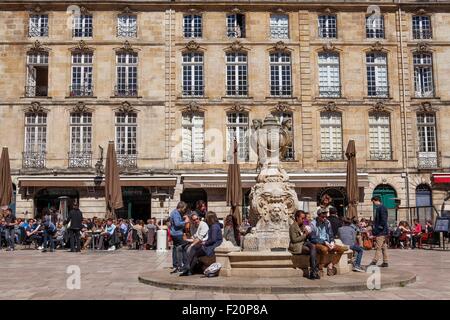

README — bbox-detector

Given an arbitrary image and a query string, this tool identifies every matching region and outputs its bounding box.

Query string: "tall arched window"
[182,112,205,162]
[417,112,437,169]
[366,52,388,97]
[23,112,47,168]
[227,112,249,161]
[182,52,204,97]
[269,52,292,97]
[226,52,248,96]
[115,111,137,168]
[320,111,343,160]
[413,52,434,98]
[369,112,392,160]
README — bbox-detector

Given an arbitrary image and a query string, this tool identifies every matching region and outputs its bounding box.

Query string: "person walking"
[369,196,389,267]
[169,201,189,273]
[64,203,83,252]
[4,208,16,251]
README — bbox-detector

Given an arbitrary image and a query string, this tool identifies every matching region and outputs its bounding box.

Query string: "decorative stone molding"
[272,102,294,113]
[415,42,432,53]
[69,40,94,53]
[225,40,248,53]
[321,41,337,53]
[114,40,139,53]
[269,41,292,53]
[24,101,48,113]
[415,101,438,113]
[71,101,93,113]
[27,40,51,53]
[184,40,201,52]
[368,101,392,113]
[79,6,91,15]
[120,6,133,15]
[322,7,335,14]
[187,8,201,14]
[417,8,427,15]
[370,41,386,52]
[115,101,139,113]
[180,101,205,114]
[274,8,285,14]
[231,7,242,14]
[226,102,250,113]
[320,101,340,112]
[30,5,42,13]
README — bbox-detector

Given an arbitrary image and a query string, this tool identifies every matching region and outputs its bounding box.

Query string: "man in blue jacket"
[169,201,189,273]
[370,196,389,267]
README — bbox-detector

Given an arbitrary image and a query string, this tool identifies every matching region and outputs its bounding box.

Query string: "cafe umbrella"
[104,141,123,219]
[345,139,358,219]
[226,138,243,226]
[0,147,13,207]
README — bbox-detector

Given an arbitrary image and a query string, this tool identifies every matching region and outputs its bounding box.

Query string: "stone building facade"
[1,1,450,224]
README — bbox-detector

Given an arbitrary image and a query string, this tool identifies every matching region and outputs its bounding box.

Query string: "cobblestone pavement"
[1,247,450,300]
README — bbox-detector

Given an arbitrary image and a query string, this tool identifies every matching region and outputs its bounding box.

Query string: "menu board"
[434,217,450,233]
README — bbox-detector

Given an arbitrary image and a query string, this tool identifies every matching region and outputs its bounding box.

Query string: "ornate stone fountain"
[215,115,302,277]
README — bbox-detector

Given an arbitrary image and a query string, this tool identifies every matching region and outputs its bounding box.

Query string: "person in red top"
[411,219,423,249]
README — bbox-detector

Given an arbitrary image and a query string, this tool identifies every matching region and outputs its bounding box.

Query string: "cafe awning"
[432,173,450,184]
[17,175,177,189]
[181,172,370,189]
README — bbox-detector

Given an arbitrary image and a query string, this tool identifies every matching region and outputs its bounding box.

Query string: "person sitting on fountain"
[310,209,346,277]
[289,210,320,280]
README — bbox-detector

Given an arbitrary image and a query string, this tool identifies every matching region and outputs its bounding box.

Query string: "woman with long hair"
[223,214,240,246]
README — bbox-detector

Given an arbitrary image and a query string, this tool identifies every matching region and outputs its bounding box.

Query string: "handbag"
[363,238,373,250]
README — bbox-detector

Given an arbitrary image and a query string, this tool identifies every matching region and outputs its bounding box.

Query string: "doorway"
[416,184,433,224]
[181,188,207,212]
[115,187,151,221]
[317,187,348,217]
[34,188,79,219]
[372,184,397,225]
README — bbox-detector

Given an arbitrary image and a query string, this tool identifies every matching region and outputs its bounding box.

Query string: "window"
[72,14,93,37]
[183,14,202,38]
[227,13,245,38]
[412,15,432,40]
[26,52,48,97]
[272,112,294,160]
[182,52,204,97]
[413,53,434,98]
[182,112,204,162]
[270,52,292,97]
[320,112,343,160]
[70,52,93,96]
[318,52,340,97]
[69,113,92,168]
[226,52,248,96]
[366,52,388,97]
[115,112,137,168]
[227,112,249,161]
[29,14,48,37]
[369,113,392,160]
[270,14,289,39]
[116,52,138,96]
[24,112,47,168]
[417,113,437,168]
[318,15,337,38]
[366,15,384,39]
[117,14,137,38]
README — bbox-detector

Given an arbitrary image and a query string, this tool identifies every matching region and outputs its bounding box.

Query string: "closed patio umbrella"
[105,141,123,219]
[226,138,242,226]
[0,147,13,207]
[345,140,358,219]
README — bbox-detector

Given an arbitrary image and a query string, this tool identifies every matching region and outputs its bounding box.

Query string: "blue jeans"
[351,245,364,267]
[5,228,15,249]
[43,230,55,250]
[171,235,187,269]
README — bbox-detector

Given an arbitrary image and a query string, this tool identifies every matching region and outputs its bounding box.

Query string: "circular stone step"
[138,269,416,294]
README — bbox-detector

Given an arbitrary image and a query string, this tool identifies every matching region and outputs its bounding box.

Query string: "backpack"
[393,227,401,238]
[203,262,222,278]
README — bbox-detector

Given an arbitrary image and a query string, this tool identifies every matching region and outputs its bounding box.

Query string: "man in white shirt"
[183,213,209,257]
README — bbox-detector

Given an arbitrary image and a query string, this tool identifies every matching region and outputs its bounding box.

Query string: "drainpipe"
[398,3,411,208]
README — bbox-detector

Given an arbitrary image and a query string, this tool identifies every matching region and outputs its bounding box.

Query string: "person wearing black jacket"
[370,196,389,267]
[64,203,83,252]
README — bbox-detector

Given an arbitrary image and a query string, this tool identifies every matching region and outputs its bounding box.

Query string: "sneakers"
[309,271,321,280]
[37,246,43,250]
[380,262,389,268]
[352,266,365,272]
[327,266,337,276]
[179,270,192,277]
[107,245,116,251]
[369,261,377,266]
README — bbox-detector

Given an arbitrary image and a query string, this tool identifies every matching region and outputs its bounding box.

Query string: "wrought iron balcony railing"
[116,153,137,169]
[68,151,92,168]
[227,27,245,38]
[319,27,337,38]
[270,85,293,97]
[181,85,204,97]
[270,26,289,39]
[70,85,94,97]
[25,85,48,97]
[415,89,435,98]
[413,30,432,40]
[117,26,137,38]
[226,84,249,97]
[114,85,138,97]
[319,85,341,98]
[370,150,393,160]
[320,151,344,161]
[368,85,389,98]
[29,25,49,37]
[22,151,46,169]
[417,151,439,169]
